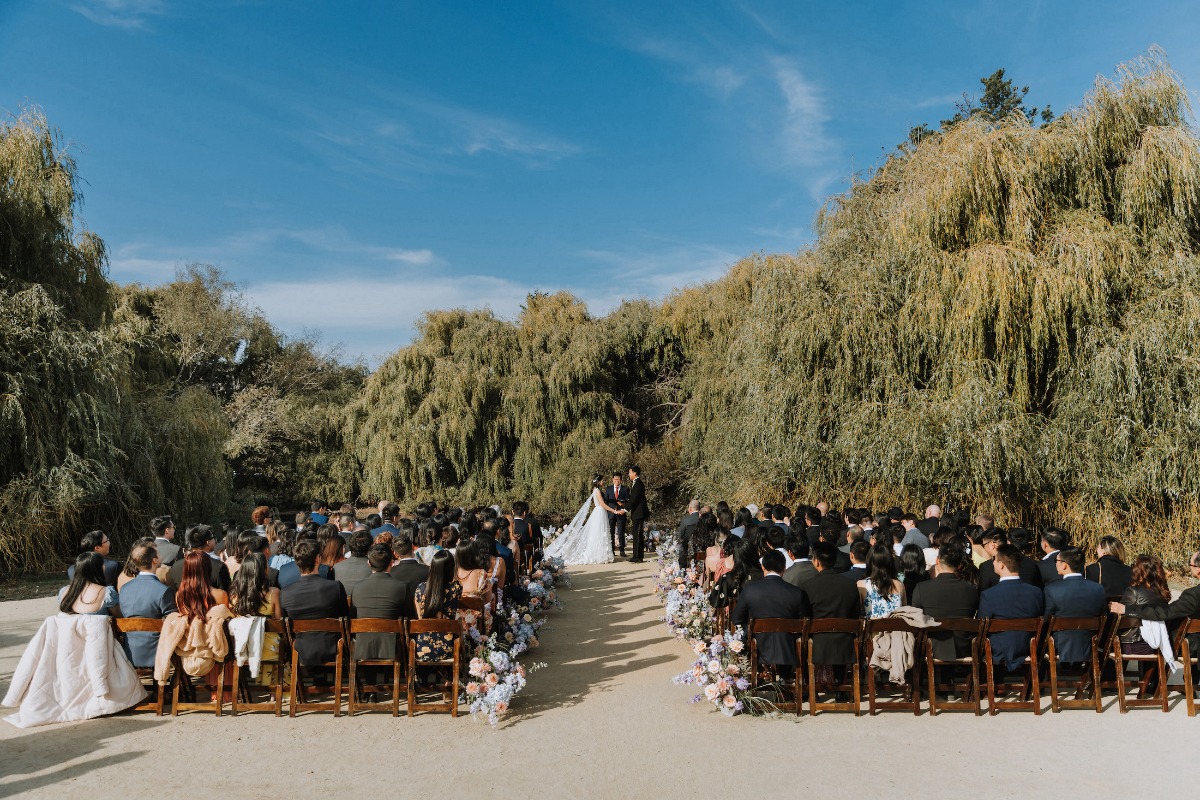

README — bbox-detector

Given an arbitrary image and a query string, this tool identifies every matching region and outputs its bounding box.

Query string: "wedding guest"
[165,525,231,591]
[475,534,505,609]
[843,541,869,582]
[1112,550,1200,654]
[117,538,157,591]
[155,549,233,686]
[119,544,176,667]
[730,549,808,680]
[1042,547,1107,663]
[221,530,257,578]
[1038,528,1069,585]
[350,544,409,678]
[979,545,1045,673]
[317,526,346,571]
[729,507,754,539]
[918,505,942,537]
[229,551,283,684]
[1114,554,1171,656]
[454,538,493,607]
[708,538,762,610]
[1084,535,1133,598]
[912,546,980,660]
[251,505,272,533]
[59,552,121,616]
[804,543,862,677]
[151,516,181,566]
[335,530,374,601]
[899,515,931,550]
[782,537,816,591]
[280,539,349,667]
[266,521,293,569]
[67,530,121,587]
[979,530,1042,590]
[309,500,330,527]
[899,544,930,599]
[413,550,464,668]
[277,532,333,588]
[416,520,442,565]
[858,544,906,619]
[710,534,736,583]
[676,499,702,568]
[374,503,401,539]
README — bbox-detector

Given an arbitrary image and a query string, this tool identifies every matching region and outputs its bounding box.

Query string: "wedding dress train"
[544,487,614,565]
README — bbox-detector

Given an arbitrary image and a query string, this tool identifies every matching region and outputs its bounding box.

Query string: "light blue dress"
[57,584,119,615]
[863,582,902,619]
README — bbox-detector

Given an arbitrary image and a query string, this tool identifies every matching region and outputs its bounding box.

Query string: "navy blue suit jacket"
[731,575,810,666]
[979,578,1045,671]
[118,574,177,667]
[1043,575,1107,662]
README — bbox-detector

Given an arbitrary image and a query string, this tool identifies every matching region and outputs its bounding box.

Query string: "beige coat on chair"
[154,605,233,682]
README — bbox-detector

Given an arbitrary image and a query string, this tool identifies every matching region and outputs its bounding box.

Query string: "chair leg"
[288,650,300,718]
[407,650,416,718]
[807,656,817,716]
[450,642,460,718]
[171,675,181,717]
[986,657,998,716]
[392,661,401,718]
[215,665,224,716]
[231,664,241,716]
[348,654,358,715]
[1113,642,1129,714]
[852,648,861,716]
[333,644,343,718]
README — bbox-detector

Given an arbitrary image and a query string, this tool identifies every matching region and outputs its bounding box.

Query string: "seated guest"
[155,550,233,682]
[267,520,294,569]
[1112,554,1171,656]
[805,542,863,668]
[730,549,809,679]
[116,538,156,591]
[59,553,122,616]
[251,505,272,534]
[280,539,349,667]
[454,537,494,608]
[220,530,257,578]
[151,516,181,566]
[1084,535,1133,598]
[782,536,816,591]
[1112,550,1200,655]
[979,530,1042,590]
[335,530,374,601]
[165,525,231,591]
[899,543,930,599]
[1037,528,1069,586]
[729,507,754,539]
[350,544,409,663]
[842,540,869,582]
[309,500,330,527]
[899,514,931,550]
[277,533,334,588]
[413,550,464,664]
[912,545,980,660]
[118,544,176,667]
[705,527,728,582]
[416,519,443,565]
[708,538,762,610]
[1043,546,1108,662]
[228,552,283,683]
[475,534,505,608]
[675,499,702,568]
[484,518,515,582]
[390,530,429,618]
[979,544,1045,673]
[712,534,739,583]
[374,503,401,538]
[858,544,906,619]
[67,531,121,587]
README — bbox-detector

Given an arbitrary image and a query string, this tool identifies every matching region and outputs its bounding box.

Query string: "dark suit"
[334,555,373,601]
[804,525,823,547]
[153,538,182,566]
[627,478,650,561]
[389,558,429,619]
[349,572,408,660]
[1038,551,1062,586]
[731,575,809,673]
[67,558,121,588]
[912,573,980,659]
[604,484,629,554]
[803,570,862,665]
[165,554,230,591]
[1043,575,1107,662]
[1084,556,1133,598]
[277,562,332,589]
[841,562,864,581]
[512,516,543,550]
[979,578,1045,671]
[281,573,349,666]
[372,522,400,540]
[916,517,940,537]
[782,559,817,592]
[118,574,177,667]
[676,512,700,569]
[978,555,1043,591]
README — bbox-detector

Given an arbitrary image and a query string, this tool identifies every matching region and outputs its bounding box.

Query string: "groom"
[604,472,629,558]
[626,465,650,563]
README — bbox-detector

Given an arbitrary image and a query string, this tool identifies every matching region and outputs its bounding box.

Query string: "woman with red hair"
[154,551,232,686]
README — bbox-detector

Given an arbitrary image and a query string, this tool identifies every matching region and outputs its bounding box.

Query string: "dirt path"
[0,562,1193,798]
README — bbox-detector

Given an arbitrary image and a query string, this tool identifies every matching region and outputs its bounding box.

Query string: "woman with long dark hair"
[707,537,762,611]
[228,552,282,683]
[59,553,121,616]
[858,544,906,619]
[413,550,463,662]
[1118,554,1171,655]
[898,544,929,600]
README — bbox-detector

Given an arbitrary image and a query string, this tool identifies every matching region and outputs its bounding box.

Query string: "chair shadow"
[0,716,166,795]
[504,564,678,726]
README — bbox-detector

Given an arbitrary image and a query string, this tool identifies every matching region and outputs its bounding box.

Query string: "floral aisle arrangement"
[654,537,774,717]
[462,556,570,727]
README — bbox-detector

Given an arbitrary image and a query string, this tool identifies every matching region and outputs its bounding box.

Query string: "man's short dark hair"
[391,531,414,557]
[937,544,964,569]
[995,544,1022,574]
[511,501,529,516]
[310,500,327,513]
[367,544,393,572]
[131,543,157,571]
[900,513,918,524]
[850,540,871,563]
[772,504,790,522]
[186,524,215,550]
[1041,528,1068,551]
[382,503,400,521]
[294,539,320,572]
[612,471,621,478]
[761,548,786,573]
[338,512,356,529]
[804,506,821,526]
[786,536,810,560]
[812,542,837,570]
[295,511,310,527]
[347,530,373,557]
[150,516,173,537]
[628,465,641,476]
[1059,546,1085,574]
[765,525,786,549]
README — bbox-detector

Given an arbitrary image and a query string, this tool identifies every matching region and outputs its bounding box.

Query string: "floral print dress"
[413,580,463,661]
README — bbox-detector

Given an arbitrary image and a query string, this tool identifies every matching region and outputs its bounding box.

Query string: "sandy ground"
[0,562,1195,799]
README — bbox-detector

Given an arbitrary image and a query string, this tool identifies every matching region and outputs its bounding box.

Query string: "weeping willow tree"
[673,50,1200,563]
[349,292,681,512]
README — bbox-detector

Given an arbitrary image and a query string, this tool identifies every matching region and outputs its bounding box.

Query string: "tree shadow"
[0,716,166,795]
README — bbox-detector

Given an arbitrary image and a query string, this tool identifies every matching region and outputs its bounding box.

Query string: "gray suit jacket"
[154,538,182,566]
[349,572,408,660]
[335,556,374,601]
[782,559,818,591]
[118,573,176,666]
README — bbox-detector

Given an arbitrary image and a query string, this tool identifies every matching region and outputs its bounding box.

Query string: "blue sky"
[2,1,1198,363]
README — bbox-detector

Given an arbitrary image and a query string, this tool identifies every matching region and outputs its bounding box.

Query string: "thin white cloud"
[915,92,964,109]
[629,37,746,98]
[71,0,165,29]
[771,56,833,168]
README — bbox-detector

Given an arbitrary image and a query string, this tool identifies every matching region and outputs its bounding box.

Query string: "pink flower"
[704,684,720,701]
[728,639,744,653]
[723,694,738,708]
[466,682,481,694]
[716,678,730,693]
[707,659,721,674]
[485,673,500,686]
[495,701,508,713]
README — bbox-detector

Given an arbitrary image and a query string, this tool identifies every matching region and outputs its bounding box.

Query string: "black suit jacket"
[603,485,628,519]
[803,570,862,665]
[979,579,1045,671]
[281,573,349,666]
[350,572,408,660]
[1043,576,1107,662]
[389,559,429,618]
[512,516,543,549]
[676,512,700,568]
[626,478,649,521]
[1038,551,1062,586]
[731,576,809,666]
[165,553,230,591]
[978,555,1043,591]
[916,517,940,537]
[1084,556,1132,598]
[912,573,980,659]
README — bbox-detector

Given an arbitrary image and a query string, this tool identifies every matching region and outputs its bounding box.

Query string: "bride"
[544,475,622,565]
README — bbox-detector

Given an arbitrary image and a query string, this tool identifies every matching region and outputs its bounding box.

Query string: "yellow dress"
[255,600,282,685]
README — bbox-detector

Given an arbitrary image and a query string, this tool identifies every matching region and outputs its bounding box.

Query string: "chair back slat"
[408,618,462,635]
[1047,615,1105,632]
[808,618,863,635]
[349,618,404,634]
[749,618,807,635]
[290,618,346,634]
[114,618,166,633]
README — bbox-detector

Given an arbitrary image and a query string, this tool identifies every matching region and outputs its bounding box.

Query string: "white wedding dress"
[544,487,614,565]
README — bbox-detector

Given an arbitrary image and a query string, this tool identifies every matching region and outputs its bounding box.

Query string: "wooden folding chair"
[112,617,169,715]
[982,617,1043,715]
[407,619,462,717]
[748,618,806,716]
[713,606,731,636]
[288,618,347,717]
[347,618,406,716]
[171,654,226,716]
[231,619,290,716]
[1178,618,1200,716]
[1044,615,1105,713]
[863,618,923,716]
[1109,615,1168,713]
[925,618,983,716]
[692,552,708,587]
[458,594,487,637]
[805,618,862,716]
